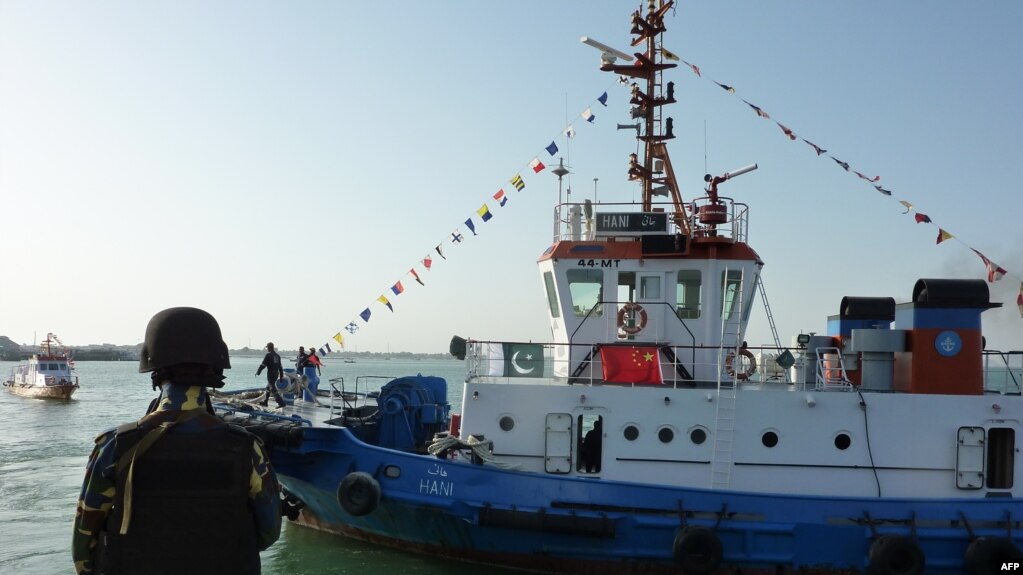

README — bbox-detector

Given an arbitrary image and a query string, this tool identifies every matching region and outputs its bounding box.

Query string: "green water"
[0,357,513,574]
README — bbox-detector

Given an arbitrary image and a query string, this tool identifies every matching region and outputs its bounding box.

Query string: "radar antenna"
[586,0,688,234]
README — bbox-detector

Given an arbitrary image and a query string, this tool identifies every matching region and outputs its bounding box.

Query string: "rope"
[208,374,325,409]
[427,434,522,470]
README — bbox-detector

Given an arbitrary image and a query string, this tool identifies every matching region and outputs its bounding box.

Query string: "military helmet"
[138,307,232,373]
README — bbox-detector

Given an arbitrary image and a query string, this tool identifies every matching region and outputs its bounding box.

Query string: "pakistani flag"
[487,343,544,377]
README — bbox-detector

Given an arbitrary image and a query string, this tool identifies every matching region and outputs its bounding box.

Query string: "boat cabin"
[538,198,762,383]
[12,355,76,387]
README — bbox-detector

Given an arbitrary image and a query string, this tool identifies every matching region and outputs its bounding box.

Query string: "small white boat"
[3,333,79,400]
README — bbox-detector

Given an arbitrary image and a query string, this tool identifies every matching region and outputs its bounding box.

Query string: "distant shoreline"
[0,336,455,362]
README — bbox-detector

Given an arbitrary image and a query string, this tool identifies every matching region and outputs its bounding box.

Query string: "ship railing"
[983,350,1023,395]
[813,347,855,391]
[327,375,394,414]
[568,300,697,370]
[688,196,750,243]
[552,200,692,242]
[549,197,751,243]
[464,340,799,389]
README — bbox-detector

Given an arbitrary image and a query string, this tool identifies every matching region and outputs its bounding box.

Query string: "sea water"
[0,357,517,575]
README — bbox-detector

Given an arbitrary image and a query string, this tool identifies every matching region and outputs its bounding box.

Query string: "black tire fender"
[672,526,723,575]
[868,534,925,575]
[964,537,1023,575]
[336,471,381,517]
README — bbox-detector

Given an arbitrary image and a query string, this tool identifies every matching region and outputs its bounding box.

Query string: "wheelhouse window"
[721,270,743,320]
[676,270,702,319]
[543,271,561,319]
[617,271,636,305]
[640,275,661,300]
[567,269,603,317]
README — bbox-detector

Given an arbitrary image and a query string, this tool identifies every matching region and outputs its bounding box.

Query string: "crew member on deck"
[256,342,287,408]
[72,307,281,575]
[583,419,603,473]
[295,346,309,373]
[307,345,323,376]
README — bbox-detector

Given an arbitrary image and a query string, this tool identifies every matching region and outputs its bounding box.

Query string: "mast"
[600,0,690,235]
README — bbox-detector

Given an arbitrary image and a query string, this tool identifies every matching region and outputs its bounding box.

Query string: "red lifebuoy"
[616,303,648,335]
[725,349,757,381]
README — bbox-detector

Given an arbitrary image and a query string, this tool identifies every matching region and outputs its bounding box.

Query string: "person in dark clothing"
[72,307,281,575]
[583,419,603,473]
[255,342,287,408]
[295,346,309,373]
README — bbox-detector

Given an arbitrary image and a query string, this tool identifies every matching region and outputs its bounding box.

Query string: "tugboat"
[214,2,1023,573]
[3,333,79,400]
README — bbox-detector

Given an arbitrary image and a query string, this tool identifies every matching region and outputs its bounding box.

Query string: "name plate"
[594,212,668,235]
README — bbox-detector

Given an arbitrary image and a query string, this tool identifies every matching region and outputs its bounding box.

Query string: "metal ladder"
[711,267,745,490]
[756,273,791,383]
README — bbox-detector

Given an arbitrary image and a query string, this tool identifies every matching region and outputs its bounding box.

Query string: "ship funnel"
[583,199,593,219]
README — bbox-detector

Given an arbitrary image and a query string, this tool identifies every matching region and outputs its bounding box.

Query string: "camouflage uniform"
[72,384,281,575]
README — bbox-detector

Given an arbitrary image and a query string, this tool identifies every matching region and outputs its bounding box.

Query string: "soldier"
[72,307,281,575]
[255,341,287,408]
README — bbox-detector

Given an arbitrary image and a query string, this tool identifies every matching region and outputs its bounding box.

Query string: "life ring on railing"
[672,526,723,575]
[725,349,757,381]
[868,535,925,575]
[616,303,648,335]
[964,537,1023,575]
[336,471,381,517]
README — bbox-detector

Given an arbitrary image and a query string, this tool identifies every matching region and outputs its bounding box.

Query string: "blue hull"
[274,425,1023,574]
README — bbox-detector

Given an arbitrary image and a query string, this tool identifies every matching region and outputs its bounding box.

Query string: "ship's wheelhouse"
[538,227,762,382]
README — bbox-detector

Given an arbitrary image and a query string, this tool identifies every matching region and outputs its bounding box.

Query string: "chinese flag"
[600,346,662,384]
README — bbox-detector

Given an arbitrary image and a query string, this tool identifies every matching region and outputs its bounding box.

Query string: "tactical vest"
[97,415,260,575]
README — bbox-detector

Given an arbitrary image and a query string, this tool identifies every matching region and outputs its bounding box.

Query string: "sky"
[1,1,1021,354]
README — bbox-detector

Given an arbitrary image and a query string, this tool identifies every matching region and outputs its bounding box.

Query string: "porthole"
[834,433,851,450]
[499,416,515,431]
[690,428,707,445]
[658,427,674,443]
[762,431,779,448]
[624,425,639,441]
